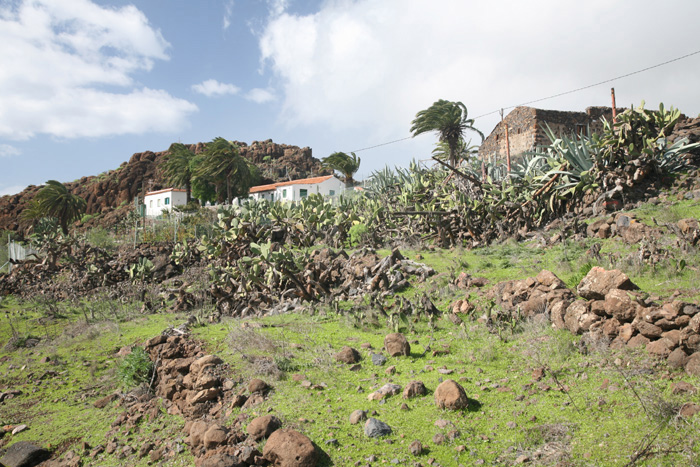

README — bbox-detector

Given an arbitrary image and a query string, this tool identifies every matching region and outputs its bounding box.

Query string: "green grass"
[187,311,700,466]
[3,195,700,465]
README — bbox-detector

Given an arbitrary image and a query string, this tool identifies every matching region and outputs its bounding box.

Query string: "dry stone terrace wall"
[481,266,700,377]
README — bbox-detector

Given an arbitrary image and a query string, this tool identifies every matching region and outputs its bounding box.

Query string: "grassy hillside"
[1,195,700,466]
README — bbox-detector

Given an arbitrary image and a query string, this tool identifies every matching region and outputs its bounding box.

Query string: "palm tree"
[195,137,252,204]
[431,138,480,165]
[162,143,196,203]
[322,151,361,186]
[410,99,484,168]
[34,180,86,235]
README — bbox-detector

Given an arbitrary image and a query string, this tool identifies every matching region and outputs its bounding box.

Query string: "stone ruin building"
[479,106,621,166]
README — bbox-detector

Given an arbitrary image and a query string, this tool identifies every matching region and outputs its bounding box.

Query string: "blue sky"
[2,0,700,196]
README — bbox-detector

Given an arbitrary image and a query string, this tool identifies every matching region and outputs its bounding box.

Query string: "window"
[329,190,335,196]
[165,197,170,205]
[157,199,161,207]
[576,124,585,136]
[299,189,308,198]
[149,200,153,208]
[283,189,287,198]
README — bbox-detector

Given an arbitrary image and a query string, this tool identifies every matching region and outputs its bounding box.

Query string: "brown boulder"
[618,223,648,244]
[686,353,700,377]
[248,379,270,394]
[604,289,640,323]
[668,348,689,369]
[247,415,282,441]
[601,318,621,338]
[188,420,210,447]
[680,403,700,419]
[634,319,663,339]
[203,424,228,449]
[190,355,223,375]
[188,388,220,404]
[671,381,697,394]
[577,267,637,300]
[434,380,470,410]
[564,300,599,335]
[403,381,427,399]
[384,333,410,357]
[535,270,567,290]
[618,323,635,343]
[263,429,317,467]
[197,453,245,467]
[335,346,361,364]
[646,338,674,358]
[550,301,568,330]
[627,334,650,349]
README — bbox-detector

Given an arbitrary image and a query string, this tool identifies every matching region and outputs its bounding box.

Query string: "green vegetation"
[322,151,361,186]
[195,137,253,204]
[162,142,197,203]
[2,100,700,465]
[116,346,153,389]
[411,99,485,168]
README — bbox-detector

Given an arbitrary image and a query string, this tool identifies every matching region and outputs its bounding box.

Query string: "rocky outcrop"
[0,140,327,234]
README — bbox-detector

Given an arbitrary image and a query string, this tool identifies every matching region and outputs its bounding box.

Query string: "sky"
[2,0,700,197]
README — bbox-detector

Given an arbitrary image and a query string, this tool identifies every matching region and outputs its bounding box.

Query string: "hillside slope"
[0,140,328,233]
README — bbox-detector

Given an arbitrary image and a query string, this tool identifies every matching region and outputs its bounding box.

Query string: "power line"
[349,48,700,153]
[472,48,700,119]
[349,136,413,153]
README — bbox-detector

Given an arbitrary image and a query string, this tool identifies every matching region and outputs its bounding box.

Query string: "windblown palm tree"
[195,137,252,204]
[162,143,196,203]
[410,100,484,168]
[34,180,86,235]
[322,151,361,186]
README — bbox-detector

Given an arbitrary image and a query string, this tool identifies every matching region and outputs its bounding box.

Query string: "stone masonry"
[479,106,623,166]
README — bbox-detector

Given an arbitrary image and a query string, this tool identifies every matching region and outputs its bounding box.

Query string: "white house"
[248,175,346,203]
[144,188,188,217]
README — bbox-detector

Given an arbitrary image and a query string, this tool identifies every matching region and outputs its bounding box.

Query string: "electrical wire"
[348,49,700,153]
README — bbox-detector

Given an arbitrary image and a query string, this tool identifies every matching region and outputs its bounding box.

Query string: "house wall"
[479,106,620,166]
[275,177,345,202]
[144,190,188,216]
[250,191,275,202]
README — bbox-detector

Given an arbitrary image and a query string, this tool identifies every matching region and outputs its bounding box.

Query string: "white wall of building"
[144,189,188,217]
[275,176,345,202]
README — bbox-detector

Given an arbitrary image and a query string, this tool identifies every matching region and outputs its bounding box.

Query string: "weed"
[116,346,153,389]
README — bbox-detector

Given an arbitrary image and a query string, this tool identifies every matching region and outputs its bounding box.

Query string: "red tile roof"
[249,175,335,194]
[145,188,188,196]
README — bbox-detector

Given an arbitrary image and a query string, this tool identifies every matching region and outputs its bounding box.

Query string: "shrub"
[117,346,153,389]
[348,223,368,246]
[86,227,116,250]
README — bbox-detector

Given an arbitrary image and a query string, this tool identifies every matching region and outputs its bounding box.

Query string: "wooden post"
[611,88,617,123]
[501,109,512,173]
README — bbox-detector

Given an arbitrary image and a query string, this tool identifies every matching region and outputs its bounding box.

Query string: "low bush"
[117,346,153,389]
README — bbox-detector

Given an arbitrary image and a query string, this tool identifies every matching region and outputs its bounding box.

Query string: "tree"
[195,137,252,204]
[322,151,361,186]
[33,180,86,235]
[162,143,196,203]
[410,99,484,168]
[431,138,480,165]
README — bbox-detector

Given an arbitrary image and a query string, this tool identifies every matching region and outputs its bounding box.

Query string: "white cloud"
[246,88,275,103]
[223,0,234,30]
[260,0,700,168]
[267,0,288,18]
[192,79,241,97]
[0,0,197,140]
[0,144,20,158]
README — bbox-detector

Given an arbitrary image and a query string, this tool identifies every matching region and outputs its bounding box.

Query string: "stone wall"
[479,106,621,166]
